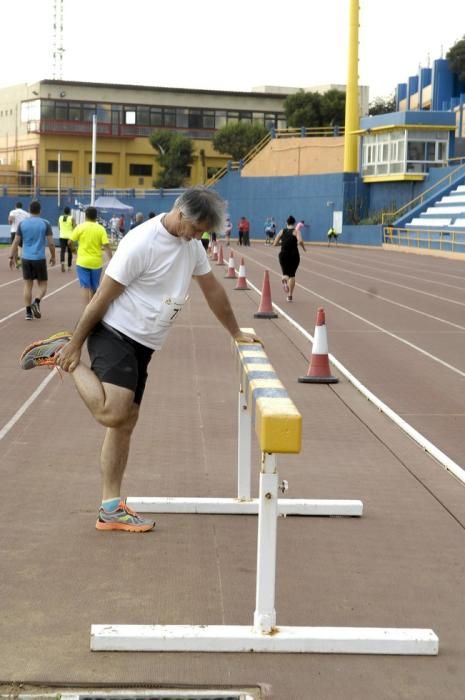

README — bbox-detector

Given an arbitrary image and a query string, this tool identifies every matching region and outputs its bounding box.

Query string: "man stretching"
[20,187,260,532]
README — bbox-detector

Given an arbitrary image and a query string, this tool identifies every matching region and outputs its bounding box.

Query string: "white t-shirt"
[9,208,29,232]
[103,214,211,350]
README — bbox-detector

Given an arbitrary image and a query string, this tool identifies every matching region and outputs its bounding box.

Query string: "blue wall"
[215,170,351,240]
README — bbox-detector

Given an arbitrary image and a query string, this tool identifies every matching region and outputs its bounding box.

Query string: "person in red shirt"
[238,216,250,246]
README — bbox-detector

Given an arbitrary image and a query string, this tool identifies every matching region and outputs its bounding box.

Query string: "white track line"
[0,370,58,441]
[0,278,76,440]
[242,263,465,484]
[0,278,77,325]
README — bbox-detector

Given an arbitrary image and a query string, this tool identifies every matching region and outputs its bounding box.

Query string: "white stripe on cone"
[312,324,329,355]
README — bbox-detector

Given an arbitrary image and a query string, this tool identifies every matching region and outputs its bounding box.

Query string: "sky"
[1,0,464,101]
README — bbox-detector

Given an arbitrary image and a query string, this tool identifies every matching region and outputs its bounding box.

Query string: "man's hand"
[8,257,15,270]
[49,256,56,266]
[55,341,81,373]
[233,330,263,346]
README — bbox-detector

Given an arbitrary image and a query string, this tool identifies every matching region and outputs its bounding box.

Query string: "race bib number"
[153,295,188,333]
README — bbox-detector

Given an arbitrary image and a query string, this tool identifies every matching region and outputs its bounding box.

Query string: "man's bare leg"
[23,279,33,307]
[71,363,134,428]
[100,405,139,500]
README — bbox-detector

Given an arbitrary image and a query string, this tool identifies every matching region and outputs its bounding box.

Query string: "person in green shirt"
[200,230,210,251]
[69,206,112,307]
[58,206,75,272]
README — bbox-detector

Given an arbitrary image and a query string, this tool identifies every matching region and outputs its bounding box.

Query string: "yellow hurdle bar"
[235,334,302,455]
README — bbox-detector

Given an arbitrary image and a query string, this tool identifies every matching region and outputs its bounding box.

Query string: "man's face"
[178,211,209,241]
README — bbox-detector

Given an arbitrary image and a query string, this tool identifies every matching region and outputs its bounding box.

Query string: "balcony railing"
[27,119,217,139]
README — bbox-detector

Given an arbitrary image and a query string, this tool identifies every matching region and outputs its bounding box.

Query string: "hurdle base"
[90,624,438,655]
[126,496,363,517]
[298,375,339,384]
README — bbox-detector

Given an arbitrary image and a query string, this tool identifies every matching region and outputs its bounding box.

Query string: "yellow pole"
[343,0,360,172]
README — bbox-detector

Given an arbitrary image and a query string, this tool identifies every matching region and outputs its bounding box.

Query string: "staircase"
[406,184,465,231]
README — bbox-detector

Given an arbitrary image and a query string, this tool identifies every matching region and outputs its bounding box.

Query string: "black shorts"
[87,322,154,405]
[22,259,48,281]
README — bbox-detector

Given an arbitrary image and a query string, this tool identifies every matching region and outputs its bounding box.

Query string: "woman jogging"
[273,215,306,302]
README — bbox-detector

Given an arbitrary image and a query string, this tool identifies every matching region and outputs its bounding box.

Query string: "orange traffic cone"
[225,250,237,278]
[212,243,218,262]
[234,257,249,290]
[254,270,278,318]
[298,308,338,384]
[216,243,225,265]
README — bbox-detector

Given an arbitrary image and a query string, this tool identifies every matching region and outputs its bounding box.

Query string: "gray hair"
[174,186,226,232]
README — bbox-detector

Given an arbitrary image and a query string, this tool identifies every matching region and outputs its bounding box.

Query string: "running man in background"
[20,187,260,533]
[9,200,55,320]
[8,201,29,268]
[69,206,112,307]
[224,216,232,246]
[264,216,276,245]
[109,214,120,243]
[58,206,75,272]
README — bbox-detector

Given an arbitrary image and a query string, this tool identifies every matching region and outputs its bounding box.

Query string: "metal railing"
[0,185,186,200]
[383,225,465,254]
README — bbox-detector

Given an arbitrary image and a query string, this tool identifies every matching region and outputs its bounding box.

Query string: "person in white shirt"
[20,187,261,533]
[8,201,29,267]
[8,201,29,241]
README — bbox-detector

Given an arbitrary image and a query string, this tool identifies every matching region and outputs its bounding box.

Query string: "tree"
[320,89,346,126]
[284,89,346,128]
[149,130,194,188]
[368,95,396,116]
[446,35,465,82]
[284,90,322,128]
[212,122,269,161]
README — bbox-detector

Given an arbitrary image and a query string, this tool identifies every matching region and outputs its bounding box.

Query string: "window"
[88,162,113,175]
[176,108,188,128]
[265,113,277,128]
[150,108,162,127]
[203,110,215,128]
[55,103,68,120]
[164,108,176,127]
[136,107,150,125]
[215,110,227,128]
[188,109,203,129]
[129,163,152,176]
[240,112,252,124]
[83,103,97,121]
[21,99,41,122]
[227,111,239,124]
[69,104,82,121]
[48,160,73,173]
[125,110,136,125]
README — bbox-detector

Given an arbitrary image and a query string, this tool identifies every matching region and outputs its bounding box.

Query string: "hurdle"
[127,330,363,518]
[91,337,438,654]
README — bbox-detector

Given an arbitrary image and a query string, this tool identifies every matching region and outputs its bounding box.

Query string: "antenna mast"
[52,0,65,80]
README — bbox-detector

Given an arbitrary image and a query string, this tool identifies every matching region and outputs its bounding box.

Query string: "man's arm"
[55,275,126,373]
[194,271,261,344]
[8,233,20,269]
[46,229,56,265]
[103,243,113,262]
